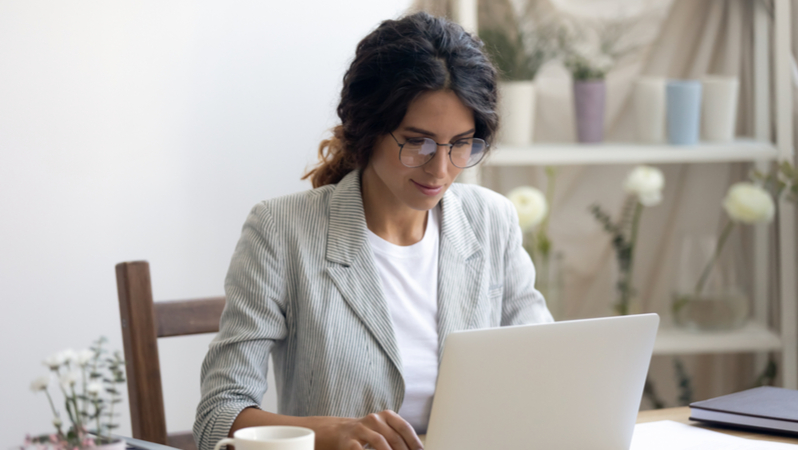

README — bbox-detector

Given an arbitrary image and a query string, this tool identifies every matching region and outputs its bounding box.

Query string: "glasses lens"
[450,138,486,168]
[400,138,437,168]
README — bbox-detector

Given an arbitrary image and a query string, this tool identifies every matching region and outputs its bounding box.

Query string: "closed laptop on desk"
[690,386,798,434]
[424,314,659,450]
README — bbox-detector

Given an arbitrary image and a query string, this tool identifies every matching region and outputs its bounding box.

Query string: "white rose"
[624,165,665,207]
[43,352,66,370]
[76,349,95,367]
[86,382,103,397]
[30,375,51,392]
[723,182,775,224]
[59,370,80,390]
[507,186,549,231]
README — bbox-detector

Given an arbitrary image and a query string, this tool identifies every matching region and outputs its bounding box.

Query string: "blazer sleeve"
[194,203,289,450]
[499,199,554,326]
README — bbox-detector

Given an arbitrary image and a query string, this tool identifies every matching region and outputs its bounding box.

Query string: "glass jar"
[671,234,749,331]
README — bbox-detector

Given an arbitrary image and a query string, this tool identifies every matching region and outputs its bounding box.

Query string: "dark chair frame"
[116,261,225,450]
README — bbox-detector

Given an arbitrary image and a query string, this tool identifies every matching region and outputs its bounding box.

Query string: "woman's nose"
[425,145,450,177]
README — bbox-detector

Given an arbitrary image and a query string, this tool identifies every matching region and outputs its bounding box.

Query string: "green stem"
[81,366,88,424]
[70,385,83,430]
[539,166,557,241]
[55,369,78,430]
[44,390,64,437]
[694,220,735,295]
[619,202,643,315]
[95,397,102,437]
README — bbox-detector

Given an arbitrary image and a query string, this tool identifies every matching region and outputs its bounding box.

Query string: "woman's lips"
[412,179,443,196]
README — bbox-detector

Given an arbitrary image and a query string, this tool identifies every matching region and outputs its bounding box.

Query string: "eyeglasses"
[390,132,487,169]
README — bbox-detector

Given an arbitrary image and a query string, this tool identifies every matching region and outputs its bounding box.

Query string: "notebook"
[424,314,660,450]
[689,386,798,435]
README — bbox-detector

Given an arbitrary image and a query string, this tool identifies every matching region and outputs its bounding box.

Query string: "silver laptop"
[424,314,659,450]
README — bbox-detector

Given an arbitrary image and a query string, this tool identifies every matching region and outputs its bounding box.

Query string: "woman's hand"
[231,407,422,450]
[310,410,423,450]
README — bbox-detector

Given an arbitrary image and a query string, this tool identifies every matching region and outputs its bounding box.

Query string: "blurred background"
[0,0,796,448]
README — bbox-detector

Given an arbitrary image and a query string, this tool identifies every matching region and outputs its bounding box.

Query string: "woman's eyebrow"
[403,126,476,138]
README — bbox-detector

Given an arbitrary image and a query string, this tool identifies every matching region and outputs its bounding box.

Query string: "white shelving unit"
[453,0,796,387]
[654,321,782,356]
[484,140,779,166]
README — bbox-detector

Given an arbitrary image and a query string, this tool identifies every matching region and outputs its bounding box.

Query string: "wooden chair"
[116,260,226,450]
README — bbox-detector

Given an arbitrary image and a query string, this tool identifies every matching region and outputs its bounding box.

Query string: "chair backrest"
[116,261,225,450]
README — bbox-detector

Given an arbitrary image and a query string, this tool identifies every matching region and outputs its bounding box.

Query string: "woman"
[194,12,552,450]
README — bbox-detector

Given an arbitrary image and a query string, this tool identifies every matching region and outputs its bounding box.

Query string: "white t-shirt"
[366,207,440,434]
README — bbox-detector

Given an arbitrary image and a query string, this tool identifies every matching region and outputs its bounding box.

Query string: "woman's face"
[364,89,475,214]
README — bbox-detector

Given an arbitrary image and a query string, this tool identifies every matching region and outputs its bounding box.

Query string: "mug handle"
[214,438,235,450]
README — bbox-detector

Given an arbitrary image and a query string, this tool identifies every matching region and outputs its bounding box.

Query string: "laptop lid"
[424,314,659,450]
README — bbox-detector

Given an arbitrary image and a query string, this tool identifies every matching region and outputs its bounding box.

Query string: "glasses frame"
[389,132,487,169]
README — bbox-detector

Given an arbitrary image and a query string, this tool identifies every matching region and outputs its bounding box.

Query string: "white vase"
[498,80,536,146]
[633,77,666,143]
[701,76,739,142]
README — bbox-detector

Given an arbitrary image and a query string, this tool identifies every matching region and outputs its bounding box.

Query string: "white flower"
[30,375,51,392]
[507,186,549,231]
[624,165,665,207]
[76,349,95,367]
[723,182,775,224]
[86,382,103,397]
[58,349,78,365]
[53,417,62,428]
[43,352,66,370]
[59,370,80,390]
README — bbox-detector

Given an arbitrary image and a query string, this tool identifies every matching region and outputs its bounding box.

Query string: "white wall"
[0,0,410,446]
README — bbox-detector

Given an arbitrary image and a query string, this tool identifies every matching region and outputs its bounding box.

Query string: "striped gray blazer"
[193,170,553,450]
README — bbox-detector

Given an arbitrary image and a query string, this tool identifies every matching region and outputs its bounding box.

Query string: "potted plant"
[559,16,645,143]
[479,0,560,146]
[23,337,127,450]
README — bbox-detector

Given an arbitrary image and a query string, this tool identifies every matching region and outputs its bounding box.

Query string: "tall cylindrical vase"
[573,79,605,143]
[633,77,666,143]
[498,80,537,146]
[666,80,702,145]
[702,76,739,141]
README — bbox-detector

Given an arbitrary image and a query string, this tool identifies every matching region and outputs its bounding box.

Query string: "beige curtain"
[411,0,796,407]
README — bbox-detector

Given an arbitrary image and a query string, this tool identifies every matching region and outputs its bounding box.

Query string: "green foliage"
[480,28,538,81]
[674,359,693,406]
[754,358,778,387]
[589,197,641,315]
[751,160,797,203]
[563,56,607,81]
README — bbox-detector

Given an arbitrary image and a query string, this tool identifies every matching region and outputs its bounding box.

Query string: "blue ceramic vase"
[666,80,702,145]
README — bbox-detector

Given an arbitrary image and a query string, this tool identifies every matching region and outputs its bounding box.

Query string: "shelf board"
[484,139,779,166]
[653,321,782,355]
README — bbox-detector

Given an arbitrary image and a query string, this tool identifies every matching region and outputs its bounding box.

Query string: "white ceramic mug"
[213,426,315,450]
[701,75,739,141]
[633,77,666,143]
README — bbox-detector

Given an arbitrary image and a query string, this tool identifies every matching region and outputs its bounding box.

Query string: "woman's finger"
[381,411,423,450]
[354,425,393,450]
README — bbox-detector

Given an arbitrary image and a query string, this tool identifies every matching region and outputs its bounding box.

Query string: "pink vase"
[573,79,606,143]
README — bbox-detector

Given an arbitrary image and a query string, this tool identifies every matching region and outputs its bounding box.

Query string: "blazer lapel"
[325,170,403,378]
[436,189,486,360]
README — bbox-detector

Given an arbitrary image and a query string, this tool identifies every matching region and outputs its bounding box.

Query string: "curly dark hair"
[303,11,499,188]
